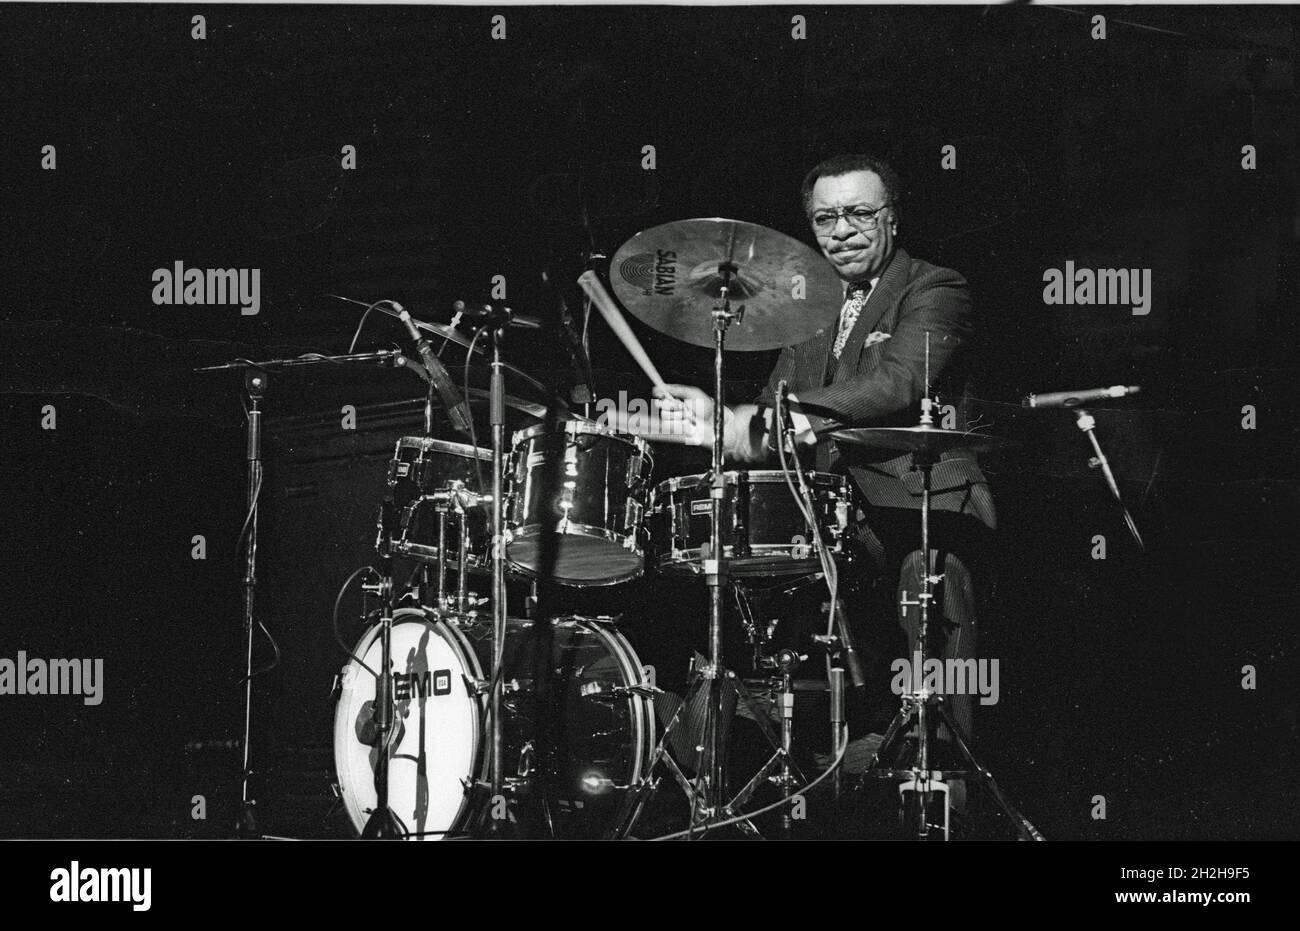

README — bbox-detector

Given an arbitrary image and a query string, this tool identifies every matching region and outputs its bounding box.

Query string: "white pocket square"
[863,331,891,347]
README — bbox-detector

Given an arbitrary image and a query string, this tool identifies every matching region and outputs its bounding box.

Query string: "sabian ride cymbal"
[829,425,1014,456]
[610,218,843,352]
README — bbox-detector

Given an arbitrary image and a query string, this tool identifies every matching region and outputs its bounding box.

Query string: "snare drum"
[333,608,655,839]
[646,470,853,578]
[504,421,653,586]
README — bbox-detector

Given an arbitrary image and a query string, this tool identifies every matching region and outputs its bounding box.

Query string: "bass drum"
[334,608,655,839]
[333,608,483,839]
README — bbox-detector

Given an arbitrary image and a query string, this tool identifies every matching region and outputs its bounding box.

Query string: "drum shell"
[333,609,485,840]
[386,436,491,563]
[388,436,490,508]
[504,422,653,586]
[457,614,655,836]
[647,470,851,577]
[333,609,654,839]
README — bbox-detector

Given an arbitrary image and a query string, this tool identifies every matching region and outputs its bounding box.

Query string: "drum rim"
[655,547,832,574]
[511,419,649,450]
[654,469,848,494]
[560,616,656,824]
[395,435,493,461]
[507,521,642,547]
[505,524,646,587]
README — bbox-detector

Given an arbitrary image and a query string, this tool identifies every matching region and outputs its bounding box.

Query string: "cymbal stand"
[194,348,436,839]
[480,307,513,832]
[620,256,756,838]
[696,257,743,827]
[865,366,1042,839]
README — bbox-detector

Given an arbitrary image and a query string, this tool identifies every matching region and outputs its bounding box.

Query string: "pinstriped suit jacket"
[756,247,996,530]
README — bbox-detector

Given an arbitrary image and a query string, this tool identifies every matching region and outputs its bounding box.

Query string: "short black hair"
[800,154,902,220]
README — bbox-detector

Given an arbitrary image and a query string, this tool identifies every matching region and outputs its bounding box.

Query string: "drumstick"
[578,270,668,391]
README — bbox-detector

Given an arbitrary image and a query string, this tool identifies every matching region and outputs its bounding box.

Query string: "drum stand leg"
[725,654,807,839]
[615,662,723,838]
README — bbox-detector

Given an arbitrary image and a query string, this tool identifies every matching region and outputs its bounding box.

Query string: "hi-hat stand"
[864,341,1042,840]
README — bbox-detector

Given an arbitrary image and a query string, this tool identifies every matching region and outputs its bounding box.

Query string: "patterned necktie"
[831,281,872,358]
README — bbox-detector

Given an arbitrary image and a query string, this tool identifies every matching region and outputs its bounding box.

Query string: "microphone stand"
[237,367,264,838]
[480,304,514,834]
[194,348,428,839]
[1072,409,1146,552]
[360,568,403,837]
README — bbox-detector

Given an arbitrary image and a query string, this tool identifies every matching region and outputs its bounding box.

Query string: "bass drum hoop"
[553,615,657,834]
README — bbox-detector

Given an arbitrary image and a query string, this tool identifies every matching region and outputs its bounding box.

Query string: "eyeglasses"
[809,203,892,234]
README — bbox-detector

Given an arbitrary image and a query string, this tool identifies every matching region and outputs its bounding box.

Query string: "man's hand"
[652,384,768,463]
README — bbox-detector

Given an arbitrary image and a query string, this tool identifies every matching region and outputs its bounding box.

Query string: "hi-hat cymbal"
[829,425,1015,456]
[610,218,843,352]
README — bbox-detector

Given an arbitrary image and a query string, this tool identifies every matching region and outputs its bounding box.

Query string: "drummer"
[656,154,995,777]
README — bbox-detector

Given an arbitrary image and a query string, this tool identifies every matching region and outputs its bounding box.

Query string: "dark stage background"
[1,4,1297,839]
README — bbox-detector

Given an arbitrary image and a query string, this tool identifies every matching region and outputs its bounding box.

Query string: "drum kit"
[200,217,1086,841]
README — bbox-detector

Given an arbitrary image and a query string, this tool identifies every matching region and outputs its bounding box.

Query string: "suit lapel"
[834,248,909,378]
[805,323,836,388]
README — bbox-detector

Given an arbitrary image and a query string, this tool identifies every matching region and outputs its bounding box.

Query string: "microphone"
[1023,385,1141,409]
[558,299,596,405]
[829,601,867,688]
[766,380,793,454]
[453,301,543,330]
[395,306,473,435]
[829,667,846,797]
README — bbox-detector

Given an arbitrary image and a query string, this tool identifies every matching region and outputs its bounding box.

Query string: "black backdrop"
[1,4,1297,839]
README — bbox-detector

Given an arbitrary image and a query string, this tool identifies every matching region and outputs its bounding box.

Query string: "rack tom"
[504,421,653,586]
